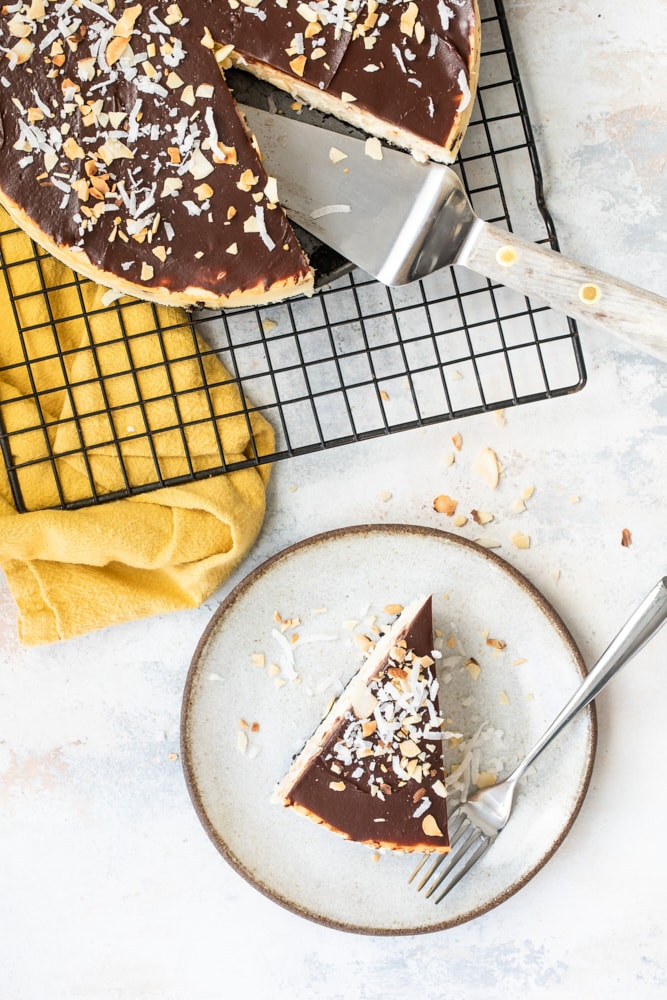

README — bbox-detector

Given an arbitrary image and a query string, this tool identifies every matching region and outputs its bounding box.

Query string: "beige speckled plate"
[181,524,596,935]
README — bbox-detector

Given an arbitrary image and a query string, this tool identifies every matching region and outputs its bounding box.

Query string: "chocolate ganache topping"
[217,0,478,155]
[0,1,479,307]
[275,595,451,852]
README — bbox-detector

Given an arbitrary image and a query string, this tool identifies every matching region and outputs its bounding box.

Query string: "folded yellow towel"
[0,208,274,645]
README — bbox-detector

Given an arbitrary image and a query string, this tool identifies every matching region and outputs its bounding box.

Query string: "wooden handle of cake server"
[460,221,667,364]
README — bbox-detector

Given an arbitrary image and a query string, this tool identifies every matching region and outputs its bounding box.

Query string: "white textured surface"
[1,1,666,997]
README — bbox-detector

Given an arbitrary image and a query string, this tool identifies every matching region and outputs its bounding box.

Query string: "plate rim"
[180,523,597,935]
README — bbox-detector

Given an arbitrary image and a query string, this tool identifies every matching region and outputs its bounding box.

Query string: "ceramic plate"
[181,525,596,934]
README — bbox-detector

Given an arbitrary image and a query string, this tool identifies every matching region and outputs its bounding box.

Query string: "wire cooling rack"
[0,0,585,514]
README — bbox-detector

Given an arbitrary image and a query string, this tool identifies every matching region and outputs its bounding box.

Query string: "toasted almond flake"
[433,494,457,516]
[377,490,392,502]
[570,495,581,504]
[181,84,196,106]
[63,136,85,160]
[474,447,501,489]
[452,514,468,527]
[341,92,357,103]
[237,730,248,753]
[400,1,419,36]
[192,183,213,203]
[353,633,373,653]
[475,537,501,549]
[184,148,212,179]
[421,814,444,838]
[251,653,265,667]
[476,771,497,788]
[521,485,535,500]
[97,138,134,164]
[329,146,348,164]
[621,528,633,547]
[140,263,154,281]
[268,662,280,677]
[329,780,346,792]
[351,683,378,720]
[289,54,307,77]
[494,409,506,426]
[105,35,129,66]
[264,175,279,204]
[500,691,510,705]
[451,432,462,451]
[511,531,531,549]
[383,604,404,616]
[512,497,526,514]
[442,451,455,467]
[486,636,506,651]
[400,739,420,758]
[364,136,383,160]
[471,509,494,525]
[215,142,238,165]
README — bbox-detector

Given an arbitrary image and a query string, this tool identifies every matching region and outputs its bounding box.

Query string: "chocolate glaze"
[0,1,477,303]
[286,596,450,851]
[0,1,310,302]
[218,0,477,146]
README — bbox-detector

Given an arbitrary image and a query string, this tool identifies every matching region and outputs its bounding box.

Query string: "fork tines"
[409,806,493,903]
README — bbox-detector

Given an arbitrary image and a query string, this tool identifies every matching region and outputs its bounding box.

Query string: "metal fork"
[411,577,667,903]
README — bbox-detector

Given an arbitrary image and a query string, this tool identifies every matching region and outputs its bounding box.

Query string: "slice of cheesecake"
[273,595,450,853]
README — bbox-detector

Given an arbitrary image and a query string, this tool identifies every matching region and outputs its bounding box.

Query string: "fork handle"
[460,221,667,364]
[509,577,667,785]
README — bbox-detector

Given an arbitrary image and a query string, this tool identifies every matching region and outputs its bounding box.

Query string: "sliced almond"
[421,814,444,838]
[433,494,457,516]
[474,447,501,489]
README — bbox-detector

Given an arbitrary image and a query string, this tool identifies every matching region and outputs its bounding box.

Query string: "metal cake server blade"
[241,105,667,363]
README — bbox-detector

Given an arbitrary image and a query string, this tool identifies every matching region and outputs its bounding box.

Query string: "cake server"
[241,105,667,364]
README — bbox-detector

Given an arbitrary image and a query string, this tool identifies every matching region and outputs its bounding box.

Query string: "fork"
[411,577,667,903]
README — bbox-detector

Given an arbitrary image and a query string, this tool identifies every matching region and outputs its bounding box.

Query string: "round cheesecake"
[0,1,480,309]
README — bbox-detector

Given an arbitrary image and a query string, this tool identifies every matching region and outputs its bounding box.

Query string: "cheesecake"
[0,1,480,309]
[273,595,451,853]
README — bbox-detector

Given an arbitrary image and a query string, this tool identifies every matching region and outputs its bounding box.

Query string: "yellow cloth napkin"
[0,208,274,645]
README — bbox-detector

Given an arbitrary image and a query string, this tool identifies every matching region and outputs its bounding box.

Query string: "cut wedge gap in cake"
[273,595,451,853]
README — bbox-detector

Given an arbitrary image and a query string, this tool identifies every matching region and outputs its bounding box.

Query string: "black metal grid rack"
[0,0,586,514]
